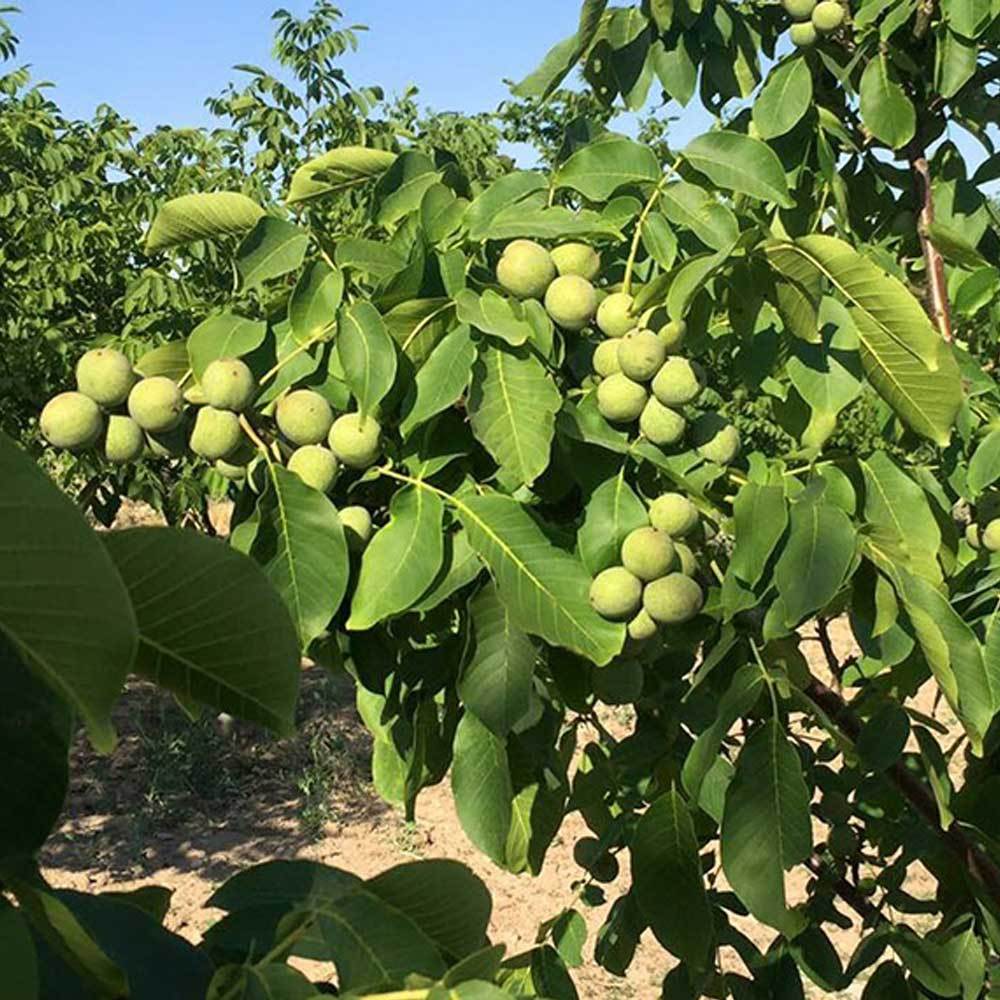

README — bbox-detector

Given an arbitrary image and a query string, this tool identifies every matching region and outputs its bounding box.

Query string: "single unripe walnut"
[596,291,635,339]
[128,377,184,433]
[102,415,144,464]
[640,307,687,354]
[674,541,698,577]
[650,493,699,537]
[202,357,256,412]
[593,339,622,377]
[287,445,339,493]
[339,505,373,552]
[329,413,382,468]
[621,526,676,581]
[597,373,647,423]
[966,523,981,549]
[782,0,817,16]
[691,413,741,465]
[984,518,1000,552]
[643,573,704,625]
[651,357,703,407]
[41,392,103,451]
[790,20,818,45]
[190,406,243,461]
[276,389,333,446]
[544,274,598,331]
[639,398,686,447]
[496,239,556,300]
[812,0,845,31]
[627,609,659,642]
[618,330,667,382]
[827,823,858,859]
[551,242,601,281]
[589,566,643,621]
[76,348,135,407]
[592,659,644,705]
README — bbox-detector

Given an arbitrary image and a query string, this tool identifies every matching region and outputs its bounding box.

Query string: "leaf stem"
[259,330,331,387]
[622,162,679,298]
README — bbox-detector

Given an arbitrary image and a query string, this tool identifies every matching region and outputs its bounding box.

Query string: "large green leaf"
[146,191,264,252]
[103,528,301,737]
[554,136,661,202]
[753,56,813,140]
[577,473,649,575]
[236,217,309,292]
[412,528,483,613]
[250,465,350,651]
[347,487,445,631]
[764,235,962,444]
[968,430,1000,496]
[859,56,916,149]
[683,131,793,207]
[729,483,788,588]
[337,301,398,420]
[0,901,38,1000]
[720,720,812,936]
[455,493,625,665]
[187,313,268,381]
[468,343,562,488]
[286,146,397,205]
[460,583,536,737]
[632,789,714,968]
[288,260,343,345]
[399,325,477,439]
[660,181,739,251]
[465,172,548,242]
[478,205,621,242]
[384,298,455,365]
[135,341,190,381]
[374,151,441,227]
[0,433,136,751]
[456,290,534,347]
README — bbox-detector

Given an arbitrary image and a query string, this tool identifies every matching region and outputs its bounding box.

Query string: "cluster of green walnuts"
[589,492,706,643]
[782,0,847,46]
[38,348,376,549]
[494,239,740,465]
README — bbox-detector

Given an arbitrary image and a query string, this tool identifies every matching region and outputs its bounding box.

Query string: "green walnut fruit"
[782,0,817,16]
[597,373,647,423]
[691,413,741,465]
[544,274,598,331]
[202,357,256,412]
[589,566,643,621]
[651,357,703,407]
[40,392,103,451]
[593,339,622,377]
[621,526,676,582]
[288,444,339,493]
[627,609,659,642]
[674,542,697,577]
[329,413,382,469]
[641,307,687,354]
[639,398,686,447]
[592,659,644,705]
[496,239,556,300]
[827,823,858,859]
[128,377,184,433]
[618,330,667,382]
[596,291,636,338]
[812,0,845,31]
[339,505,373,552]
[190,406,243,461]
[102,415,144,464]
[790,20,818,45]
[966,523,981,549]
[983,518,1000,552]
[551,242,601,281]
[276,389,333,446]
[76,348,135,408]
[650,492,699,537]
[643,573,705,625]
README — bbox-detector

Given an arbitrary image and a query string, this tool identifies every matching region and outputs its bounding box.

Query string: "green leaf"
[400,325,477,440]
[334,237,406,280]
[384,298,455,365]
[554,136,661,201]
[859,56,916,149]
[146,191,264,252]
[667,248,732,320]
[729,483,788,588]
[250,465,350,651]
[412,528,483,613]
[632,789,713,968]
[456,290,534,347]
[465,172,547,242]
[857,703,910,771]
[288,260,343,345]
[0,433,136,752]
[347,487,445,631]
[478,205,621,242]
[460,583,536,737]
[337,301,398,419]
[451,712,513,865]
[720,721,812,936]
[103,528,300,737]
[468,343,562,488]
[0,901,38,1000]
[942,0,993,36]
[551,910,586,969]
[236,217,309,292]
[764,235,962,444]
[914,726,954,829]
[641,212,678,269]
[660,182,739,251]
[286,146,397,205]
[187,313,268,382]
[753,57,813,140]
[421,183,467,243]
[577,473,649,575]
[455,493,624,664]
[135,341,190,381]
[890,928,962,997]
[968,430,1000,496]
[374,151,441,227]
[683,131,793,207]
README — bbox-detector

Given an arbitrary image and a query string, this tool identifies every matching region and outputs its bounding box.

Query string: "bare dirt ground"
[42,502,946,997]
